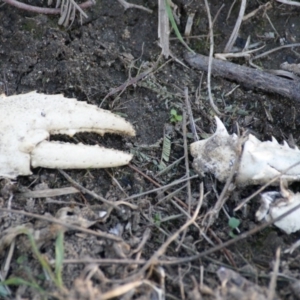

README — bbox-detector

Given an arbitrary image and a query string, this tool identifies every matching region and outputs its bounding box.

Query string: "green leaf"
[2,277,45,294]
[161,135,171,163]
[153,213,161,226]
[55,231,64,288]
[228,217,240,229]
[16,255,27,264]
[0,284,10,297]
[170,108,176,116]
[229,231,236,238]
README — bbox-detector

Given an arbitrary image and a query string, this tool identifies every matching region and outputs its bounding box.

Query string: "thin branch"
[58,170,121,210]
[159,200,300,265]
[0,208,123,242]
[128,163,198,208]
[175,111,192,252]
[134,183,204,279]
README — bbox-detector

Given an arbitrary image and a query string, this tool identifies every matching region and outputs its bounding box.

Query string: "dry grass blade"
[160,129,171,169]
[58,0,88,27]
[118,0,153,13]
[276,0,300,6]
[184,12,195,37]
[2,240,15,281]
[101,279,163,299]
[16,187,79,198]
[203,0,222,115]
[215,45,266,60]
[224,0,247,53]
[243,2,272,21]
[268,247,280,300]
[182,111,192,214]
[2,0,93,26]
[100,280,143,299]
[57,258,146,265]
[158,0,170,58]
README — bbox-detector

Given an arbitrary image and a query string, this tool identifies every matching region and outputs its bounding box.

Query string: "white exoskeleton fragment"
[191,117,300,242]
[190,117,300,186]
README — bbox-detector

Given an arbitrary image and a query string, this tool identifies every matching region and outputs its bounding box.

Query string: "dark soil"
[1,0,300,299]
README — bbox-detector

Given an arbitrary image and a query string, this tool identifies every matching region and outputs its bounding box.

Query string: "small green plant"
[165,0,194,53]
[170,109,182,123]
[0,230,66,298]
[228,217,240,238]
[153,213,162,227]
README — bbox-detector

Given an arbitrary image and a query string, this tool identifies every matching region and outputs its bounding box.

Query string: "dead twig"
[184,52,300,103]
[58,170,121,210]
[175,111,192,252]
[212,4,225,28]
[158,200,300,265]
[128,163,197,209]
[100,54,164,107]
[182,111,192,214]
[135,183,204,278]
[0,208,123,242]
[184,87,199,142]
[208,228,237,268]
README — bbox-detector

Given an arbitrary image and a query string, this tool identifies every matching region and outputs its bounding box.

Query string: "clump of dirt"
[1,0,300,299]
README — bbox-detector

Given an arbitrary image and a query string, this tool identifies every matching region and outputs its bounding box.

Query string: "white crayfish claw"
[190,117,300,186]
[0,92,135,179]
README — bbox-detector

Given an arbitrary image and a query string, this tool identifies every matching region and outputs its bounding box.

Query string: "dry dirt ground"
[1,0,300,299]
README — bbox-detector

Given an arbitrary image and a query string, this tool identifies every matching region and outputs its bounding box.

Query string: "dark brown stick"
[184,52,300,103]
